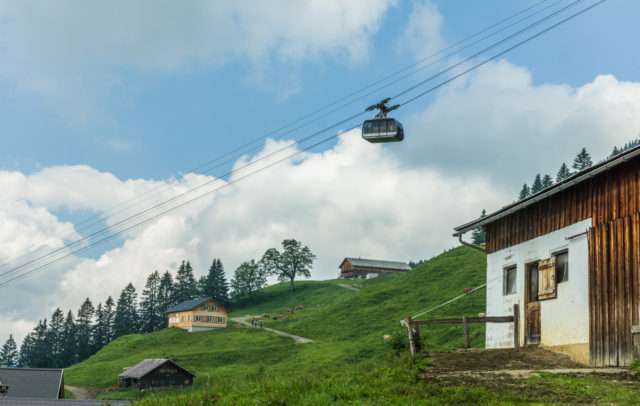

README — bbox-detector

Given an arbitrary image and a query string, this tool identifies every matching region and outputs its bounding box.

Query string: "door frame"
[525,261,541,345]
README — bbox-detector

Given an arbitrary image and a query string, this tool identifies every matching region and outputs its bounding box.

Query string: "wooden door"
[526,262,541,345]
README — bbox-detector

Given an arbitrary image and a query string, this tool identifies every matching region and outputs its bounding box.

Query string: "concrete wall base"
[543,343,590,365]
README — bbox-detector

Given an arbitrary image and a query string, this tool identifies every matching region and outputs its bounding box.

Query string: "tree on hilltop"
[572,147,593,171]
[201,259,230,304]
[158,271,174,328]
[0,334,18,367]
[518,184,530,200]
[231,260,267,299]
[140,270,163,333]
[76,298,95,362]
[556,163,572,182]
[260,239,315,292]
[531,174,543,194]
[174,261,197,303]
[541,174,553,189]
[114,283,139,338]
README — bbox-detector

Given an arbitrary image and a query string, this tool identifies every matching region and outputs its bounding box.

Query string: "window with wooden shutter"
[538,257,557,300]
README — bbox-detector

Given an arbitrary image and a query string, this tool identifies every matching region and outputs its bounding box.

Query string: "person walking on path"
[260,320,263,328]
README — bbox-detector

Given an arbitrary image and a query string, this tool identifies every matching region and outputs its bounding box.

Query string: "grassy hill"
[65,246,488,400]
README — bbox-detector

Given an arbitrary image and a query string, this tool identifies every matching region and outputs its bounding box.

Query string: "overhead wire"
[0,0,564,269]
[0,0,605,288]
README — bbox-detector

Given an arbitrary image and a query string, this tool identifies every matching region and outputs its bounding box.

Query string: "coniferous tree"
[92,302,109,352]
[158,271,174,328]
[140,271,162,333]
[196,275,208,298]
[611,145,620,158]
[113,283,139,338]
[47,308,65,367]
[103,296,115,343]
[471,209,486,245]
[24,319,50,367]
[61,310,77,366]
[556,163,572,182]
[541,174,553,189]
[18,329,37,367]
[76,298,95,362]
[531,174,543,194]
[518,184,530,200]
[203,259,230,304]
[174,260,196,303]
[0,334,18,367]
[572,147,593,171]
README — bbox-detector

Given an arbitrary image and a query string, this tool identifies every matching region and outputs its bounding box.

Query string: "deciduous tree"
[260,239,315,291]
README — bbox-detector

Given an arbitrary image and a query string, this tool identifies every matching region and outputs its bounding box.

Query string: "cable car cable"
[0,0,569,268]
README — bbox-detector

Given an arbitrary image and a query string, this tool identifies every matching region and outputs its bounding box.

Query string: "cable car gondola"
[362,98,404,143]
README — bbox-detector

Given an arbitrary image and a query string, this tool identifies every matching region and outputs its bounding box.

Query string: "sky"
[2,0,640,345]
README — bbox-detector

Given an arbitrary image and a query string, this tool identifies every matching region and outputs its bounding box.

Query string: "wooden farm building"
[166,297,229,332]
[119,359,195,390]
[338,258,411,279]
[454,145,640,366]
[0,368,64,399]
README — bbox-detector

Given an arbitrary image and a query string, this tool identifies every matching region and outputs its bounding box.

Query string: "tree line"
[0,238,315,368]
[0,258,229,368]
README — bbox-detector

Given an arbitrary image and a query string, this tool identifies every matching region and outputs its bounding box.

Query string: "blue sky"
[2,0,640,343]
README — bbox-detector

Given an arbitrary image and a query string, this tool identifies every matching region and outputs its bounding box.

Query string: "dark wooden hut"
[119,359,195,390]
[338,257,411,279]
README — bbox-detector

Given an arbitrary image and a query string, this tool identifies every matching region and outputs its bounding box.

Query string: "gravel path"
[65,385,101,400]
[232,316,312,343]
[338,283,360,292]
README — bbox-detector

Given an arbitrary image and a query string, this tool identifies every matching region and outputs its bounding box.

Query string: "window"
[217,317,224,323]
[555,251,568,283]
[204,305,208,310]
[181,316,184,322]
[188,316,191,322]
[212,305,217,311]
[504,266,517,295]
[195,316,201,322]
[207,316,213,323]
[159,368,165,373]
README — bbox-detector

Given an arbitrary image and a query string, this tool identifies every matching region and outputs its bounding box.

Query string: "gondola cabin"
[362,118,404,143]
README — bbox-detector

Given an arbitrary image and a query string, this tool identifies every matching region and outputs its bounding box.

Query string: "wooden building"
[166,297,229,332]
[0,368,64,399]
[338,258,411,279]
[119,359,195,390]
[454,145,640,366]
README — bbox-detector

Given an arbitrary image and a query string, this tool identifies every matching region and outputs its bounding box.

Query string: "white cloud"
[399,60,640,190]
[0,0,396,123]
[401,0,446,62]
[0,129,505,345]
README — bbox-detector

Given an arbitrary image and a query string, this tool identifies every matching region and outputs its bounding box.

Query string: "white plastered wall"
[485,218,592,348]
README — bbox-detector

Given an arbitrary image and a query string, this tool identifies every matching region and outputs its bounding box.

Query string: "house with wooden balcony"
[166,297,229,332]
[338,257,411,279]
[454,145,640,366]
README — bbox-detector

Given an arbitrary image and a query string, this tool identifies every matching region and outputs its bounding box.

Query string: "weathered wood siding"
[484,159,640,366]
[168,300,228,329]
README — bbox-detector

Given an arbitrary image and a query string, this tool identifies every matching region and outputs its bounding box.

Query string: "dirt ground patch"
[428,347,584,373]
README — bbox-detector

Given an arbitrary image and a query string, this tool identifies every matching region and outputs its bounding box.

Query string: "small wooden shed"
[454,145,640,366]
[338,258,411,279]
[119,359,195,390]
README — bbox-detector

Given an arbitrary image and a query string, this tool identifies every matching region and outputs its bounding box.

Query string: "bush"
[385,325,428,356]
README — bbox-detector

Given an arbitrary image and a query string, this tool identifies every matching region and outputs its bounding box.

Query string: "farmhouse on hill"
[119,359,195,390]
[338,257,411,279]
[454,145,640,366]
[0,367,64,399]
[166,297,229,332]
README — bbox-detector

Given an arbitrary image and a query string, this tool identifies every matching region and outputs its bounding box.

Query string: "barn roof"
[340,258,411,271]
[118,359,195,379]
[165,297,229,314]
[454,144,640,236]
[0,367,63,399]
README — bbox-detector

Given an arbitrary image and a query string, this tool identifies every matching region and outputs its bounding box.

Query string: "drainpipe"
[456,232,486,253]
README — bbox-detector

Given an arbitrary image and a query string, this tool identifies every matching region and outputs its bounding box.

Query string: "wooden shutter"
[538,258,557,300]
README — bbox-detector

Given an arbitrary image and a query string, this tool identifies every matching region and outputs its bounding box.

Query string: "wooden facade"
[119,359,195,390]
[470,155,640,366]
[338,258,411,279]
[167,298,228,331]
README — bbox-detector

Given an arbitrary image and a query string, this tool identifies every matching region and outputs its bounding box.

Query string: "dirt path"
[232,316,312,343]
[65,384,101,400]
[338,283,360,292]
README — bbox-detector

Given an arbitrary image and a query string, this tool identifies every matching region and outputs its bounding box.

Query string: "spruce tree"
[18,330,37,367]
[61,310,77,366]
[0,334,18,367]
[103,296,115,343]
[471,209,486,245]
[76,298,95,362]
[158,271,174,328]
[92,303,109,352]
[140,271,162,333]
[531,174,543,194]
[572,147,593,171]
[541,174,553,189]
[203,259,230,304]
[518,184,530,200]
[174,260,197,303]
[113,283,139,338]
[556,163,572,182]
[47,308,65,367]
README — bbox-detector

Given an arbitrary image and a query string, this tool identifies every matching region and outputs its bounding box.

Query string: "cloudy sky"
[2,0,640,345]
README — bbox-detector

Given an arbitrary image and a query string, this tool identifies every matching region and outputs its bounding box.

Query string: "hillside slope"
[65,246,487,393]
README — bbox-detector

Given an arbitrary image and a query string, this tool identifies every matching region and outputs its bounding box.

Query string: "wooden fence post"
[513,304,520,348]
[406,316,416,358]
[462,316,470,349]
